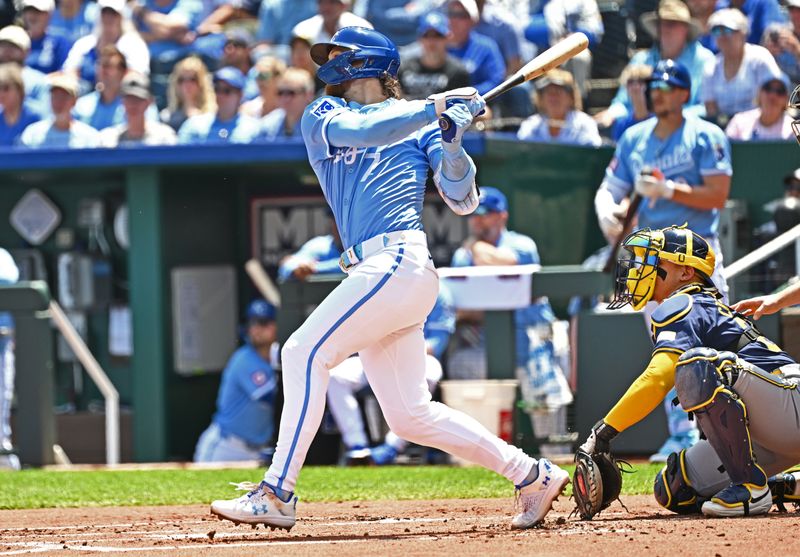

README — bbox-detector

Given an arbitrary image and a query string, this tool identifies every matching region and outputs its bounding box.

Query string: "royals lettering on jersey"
[604,114,732,238]
[301,95,441,248]
[651,284,795,372]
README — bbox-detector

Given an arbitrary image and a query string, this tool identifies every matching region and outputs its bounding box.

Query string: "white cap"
[0,25,31,52]
[787,0,800,9]
[448,0,479,23]
[708,8,749,34]
[97,0,126,14]
[22,0,55,11]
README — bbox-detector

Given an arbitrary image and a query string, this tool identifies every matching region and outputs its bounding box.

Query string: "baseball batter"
[581,225,800,517]
[328,284,454,465]
[211,26,569,531]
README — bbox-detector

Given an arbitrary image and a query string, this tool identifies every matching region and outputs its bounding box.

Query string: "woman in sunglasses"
[701,8,782,126]
[257,67,314,140]
[240,56,286,118]
[161,55,216,131]
[726,75,795,140]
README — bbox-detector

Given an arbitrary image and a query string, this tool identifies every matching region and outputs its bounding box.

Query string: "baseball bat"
[602,193,642,273]
[245,258,282,308]
[438,32,589,131]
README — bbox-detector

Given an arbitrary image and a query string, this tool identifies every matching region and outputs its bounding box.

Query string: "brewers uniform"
[194,300,279,462]
[327,284,454,463]
[211,26,569,531]
[0,248,19,470]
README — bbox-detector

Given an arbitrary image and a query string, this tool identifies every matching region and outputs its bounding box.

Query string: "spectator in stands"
[221,28,252,77]
[160,55,216,131]
[194,0,259,38]
[49,0,98,47]
[0,25,49,116]
[0,0,14,29]
[719,0,785,46]
[256,0,316,45]
[762,0,800,87]
[0,62,41,146]
[258,67,314,140]
[63,0,150,90]
[688,0,719,53]
[194,299,279,463]
[288,32,323,91]
[517,69,601,146]
[524,0,603,99]
[20,72,100,147]
[594,0,713,128]
[702,8,782,125]
[277,212,342,281]
[99,72,177,146]
[74,45,158,130]
[725,75,794,140]
[449,187,561,390]
[611,63,653,141]
[397,12,470,100]
[241,56,285,117]
[131,0,206,69]
[291,0,372,45]
[475,0,525,75]
[177,66,260,143]
[360,0,437,47]
[445,0,505,95]
[21,0,71,74]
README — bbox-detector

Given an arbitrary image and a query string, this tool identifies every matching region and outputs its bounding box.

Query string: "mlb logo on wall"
[313,100,336,117]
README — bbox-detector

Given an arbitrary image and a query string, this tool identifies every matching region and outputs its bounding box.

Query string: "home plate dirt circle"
[0,496,798,556]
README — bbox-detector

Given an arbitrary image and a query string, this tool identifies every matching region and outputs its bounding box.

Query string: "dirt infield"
[1,495,798,556]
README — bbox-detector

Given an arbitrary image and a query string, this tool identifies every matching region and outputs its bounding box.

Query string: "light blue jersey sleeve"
[697,123,733,177]
[302,96,437,159]
[450,246,473,267]
[500,231,541,265]
[603,130,636,197]
[418,122,477,202]
[277,235,342,281]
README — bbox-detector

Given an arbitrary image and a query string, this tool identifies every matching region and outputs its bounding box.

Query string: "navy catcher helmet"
[648,59,691,91]
[311,27,400,85]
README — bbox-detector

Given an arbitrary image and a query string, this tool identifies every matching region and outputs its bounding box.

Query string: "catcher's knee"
[674,348,737,410]
[653,450,700,514]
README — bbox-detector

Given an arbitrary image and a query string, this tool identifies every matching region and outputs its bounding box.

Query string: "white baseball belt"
[339,229,427,272]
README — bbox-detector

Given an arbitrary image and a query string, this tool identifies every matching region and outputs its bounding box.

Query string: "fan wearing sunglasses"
[257,67,314,140]
[725,75,795,140]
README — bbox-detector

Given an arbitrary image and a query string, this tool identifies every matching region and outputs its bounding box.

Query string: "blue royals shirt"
[604,114,732,238]
[451,229,555,367]
[212,343,277,446]
[301,96,439,249]
[177,112,261,144]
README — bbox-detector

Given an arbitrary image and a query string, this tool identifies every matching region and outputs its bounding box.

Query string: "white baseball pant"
[264,232,535,492]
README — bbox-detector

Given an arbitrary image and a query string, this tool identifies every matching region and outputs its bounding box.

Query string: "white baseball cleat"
[701,483,772,518]
[511,458,570,529]
[211,481,297,530]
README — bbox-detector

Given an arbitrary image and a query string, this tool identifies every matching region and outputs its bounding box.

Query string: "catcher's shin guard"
[674,349,767,489]
[653,450,701,514]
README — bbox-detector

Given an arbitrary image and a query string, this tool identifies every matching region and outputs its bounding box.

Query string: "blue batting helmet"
[310,27,400,85]
[648,59,691,91]
[246,299,277,322]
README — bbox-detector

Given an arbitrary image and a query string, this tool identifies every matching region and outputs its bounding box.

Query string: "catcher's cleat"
[768,470,800,512]
[369,443,398,466]
[210,480,296,530]
[511,459,570,529]
[701,483,771,517]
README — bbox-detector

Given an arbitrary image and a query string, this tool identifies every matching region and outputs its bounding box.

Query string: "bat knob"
[438,116,451,131]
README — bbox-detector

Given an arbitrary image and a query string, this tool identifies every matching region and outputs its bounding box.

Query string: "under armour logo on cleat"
[253,505,268,515]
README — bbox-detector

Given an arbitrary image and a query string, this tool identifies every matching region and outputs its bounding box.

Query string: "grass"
[0,463,665,510]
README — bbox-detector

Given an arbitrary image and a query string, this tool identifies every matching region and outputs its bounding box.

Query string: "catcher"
[575,225,800,518]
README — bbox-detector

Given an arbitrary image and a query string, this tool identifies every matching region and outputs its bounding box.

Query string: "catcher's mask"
[791,84,800,146]
[608,226,716,311]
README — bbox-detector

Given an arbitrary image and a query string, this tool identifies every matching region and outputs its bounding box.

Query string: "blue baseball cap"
[475,186,508,215]
[213,66,246,90]
[246,299,276,322]
[418,12,449,36]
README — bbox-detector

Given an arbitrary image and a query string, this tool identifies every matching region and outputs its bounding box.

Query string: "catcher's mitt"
[572,450,628,520]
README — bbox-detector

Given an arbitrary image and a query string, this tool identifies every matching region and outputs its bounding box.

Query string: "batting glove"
[635,173,675,200]
[598,213,622,241]
[439,104,474,147]
[579,420,619,455]
[427,87,486,118]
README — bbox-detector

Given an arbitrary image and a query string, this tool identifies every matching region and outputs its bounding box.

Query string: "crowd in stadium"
[0,0,797,149]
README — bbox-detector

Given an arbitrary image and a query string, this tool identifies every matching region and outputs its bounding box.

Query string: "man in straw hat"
[595,0,713,130]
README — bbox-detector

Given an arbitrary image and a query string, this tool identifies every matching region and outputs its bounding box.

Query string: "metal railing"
[722,222,800,282]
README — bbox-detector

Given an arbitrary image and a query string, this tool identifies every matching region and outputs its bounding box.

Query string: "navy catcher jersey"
[651,283,795,372]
